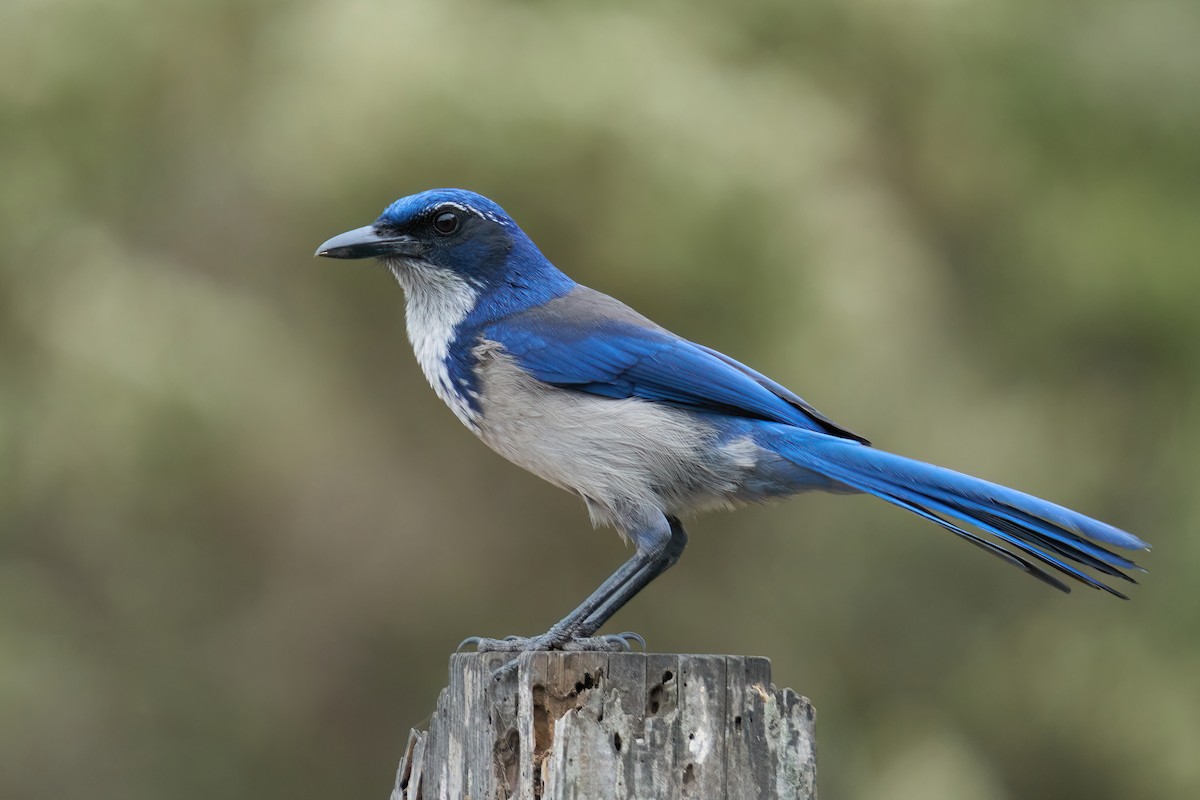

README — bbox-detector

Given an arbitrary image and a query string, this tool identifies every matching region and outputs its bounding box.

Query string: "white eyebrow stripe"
[435,200,512,227]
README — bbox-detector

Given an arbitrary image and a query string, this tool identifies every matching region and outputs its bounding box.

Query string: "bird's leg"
[464,516,688,653]
[574,516,688,639]
[463,552,652,654]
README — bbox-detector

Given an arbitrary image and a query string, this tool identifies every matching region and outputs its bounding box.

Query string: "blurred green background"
[3,0,1198,798]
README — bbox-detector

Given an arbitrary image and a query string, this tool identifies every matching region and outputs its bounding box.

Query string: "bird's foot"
[459,631,647,680]
[457,631,646,654]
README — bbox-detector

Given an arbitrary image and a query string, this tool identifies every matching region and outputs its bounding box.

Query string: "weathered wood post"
[392,652,816,799]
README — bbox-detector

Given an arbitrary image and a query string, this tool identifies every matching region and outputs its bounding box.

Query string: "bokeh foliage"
[3,1,1198,798]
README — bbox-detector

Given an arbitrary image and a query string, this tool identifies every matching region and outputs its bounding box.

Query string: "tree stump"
[392,652,816,799]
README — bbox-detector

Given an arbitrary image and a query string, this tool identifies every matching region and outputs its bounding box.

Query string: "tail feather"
[771,429,1149,597]
[869,468,1142,578]
[865,481,1076,595]
[942,492,1143,572]
[967,507,1137,579]
[853,467,1132,598]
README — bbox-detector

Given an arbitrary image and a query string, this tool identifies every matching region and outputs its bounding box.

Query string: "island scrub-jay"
[316,188,1148,653]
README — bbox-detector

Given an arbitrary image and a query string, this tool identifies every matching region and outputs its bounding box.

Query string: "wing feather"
[482,287,867,443]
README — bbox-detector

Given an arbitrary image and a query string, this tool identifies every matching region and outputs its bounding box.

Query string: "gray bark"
[392,652,816,799]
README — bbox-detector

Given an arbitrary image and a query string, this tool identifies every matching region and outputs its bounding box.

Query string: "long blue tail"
[769,428,1149,598]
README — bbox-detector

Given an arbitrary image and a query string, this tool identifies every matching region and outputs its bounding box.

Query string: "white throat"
[389,260,480,430]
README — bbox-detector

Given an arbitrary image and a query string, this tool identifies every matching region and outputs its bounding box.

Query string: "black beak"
[314,225,427,259]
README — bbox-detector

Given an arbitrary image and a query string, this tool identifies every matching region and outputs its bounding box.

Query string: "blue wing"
[482,286,869,444]
[480,287,1148,595]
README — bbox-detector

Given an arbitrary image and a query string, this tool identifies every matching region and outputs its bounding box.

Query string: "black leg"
[466,516,689,653]
[574,516,688,637]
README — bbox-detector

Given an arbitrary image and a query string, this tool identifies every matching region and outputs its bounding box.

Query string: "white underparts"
[471,343,763,536]
[388,259,480,430]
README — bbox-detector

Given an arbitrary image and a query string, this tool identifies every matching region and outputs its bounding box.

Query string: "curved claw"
[613,631,647,651]
[457,634,532,652]
[601,633,633,651]
[456,636,484,652]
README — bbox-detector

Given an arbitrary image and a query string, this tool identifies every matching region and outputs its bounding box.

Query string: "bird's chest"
[469,342,758,518]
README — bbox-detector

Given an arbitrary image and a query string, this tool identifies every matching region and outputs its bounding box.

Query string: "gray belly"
[471,343,762,530]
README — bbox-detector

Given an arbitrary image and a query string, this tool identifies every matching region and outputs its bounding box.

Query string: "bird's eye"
[432,210,460,236]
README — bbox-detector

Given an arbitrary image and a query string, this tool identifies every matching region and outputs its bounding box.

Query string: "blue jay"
[317,188,1149,653]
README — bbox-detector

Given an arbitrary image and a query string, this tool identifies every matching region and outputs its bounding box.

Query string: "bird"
[316,188,1149,653]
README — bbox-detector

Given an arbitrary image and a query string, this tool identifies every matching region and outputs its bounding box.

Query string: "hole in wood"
[613,733,623,752]
[647,677,677,716]
[573,672,596,695]
[648,685,662,715]
[662,670,674,682]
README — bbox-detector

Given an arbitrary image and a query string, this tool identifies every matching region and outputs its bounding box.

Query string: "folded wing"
[483,286,867,443]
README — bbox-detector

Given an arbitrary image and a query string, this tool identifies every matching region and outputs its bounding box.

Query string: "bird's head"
[316,188,563,293]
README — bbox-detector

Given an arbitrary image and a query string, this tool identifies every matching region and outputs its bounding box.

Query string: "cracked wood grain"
[392,653,815,800]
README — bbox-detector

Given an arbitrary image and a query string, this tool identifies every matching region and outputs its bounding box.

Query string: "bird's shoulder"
[477,285,869,444]
[494,284,665,336]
